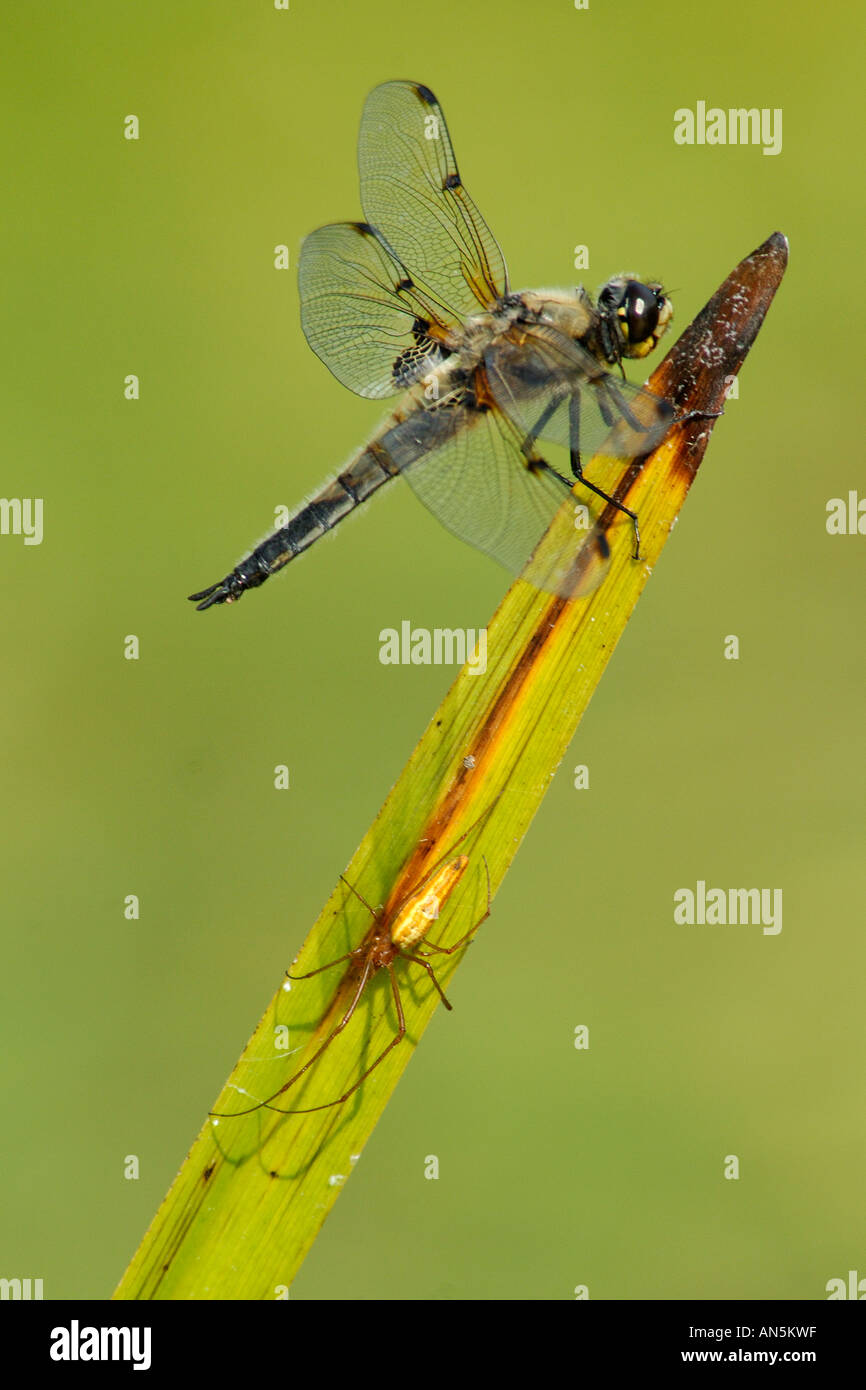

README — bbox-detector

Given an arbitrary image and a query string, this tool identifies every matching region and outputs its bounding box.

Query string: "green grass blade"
[113,232,787,1299]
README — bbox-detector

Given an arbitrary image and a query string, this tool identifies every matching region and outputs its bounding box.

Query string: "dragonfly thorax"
[456,310,501,361]
[514,282,672,371]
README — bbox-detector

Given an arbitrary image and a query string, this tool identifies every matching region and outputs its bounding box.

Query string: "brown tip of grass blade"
[653,230,789,470]
[524,232,788,609]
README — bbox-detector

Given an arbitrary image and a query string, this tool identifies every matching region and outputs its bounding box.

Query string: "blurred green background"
[2,0,863,1301]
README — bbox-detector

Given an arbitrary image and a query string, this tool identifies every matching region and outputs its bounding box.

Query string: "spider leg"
[417,856,492,956]
[265,962,408,1114]
[400,951,454,1010]
[211,954,375,1117]
[286,949,358,981]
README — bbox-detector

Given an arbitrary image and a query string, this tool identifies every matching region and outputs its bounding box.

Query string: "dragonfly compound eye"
[597,276,671,360]
[620,281,661,345]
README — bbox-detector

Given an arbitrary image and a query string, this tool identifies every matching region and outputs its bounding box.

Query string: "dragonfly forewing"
[358,81,508,320]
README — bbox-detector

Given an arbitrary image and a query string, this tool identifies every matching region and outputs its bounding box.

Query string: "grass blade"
[114,232,788,1299]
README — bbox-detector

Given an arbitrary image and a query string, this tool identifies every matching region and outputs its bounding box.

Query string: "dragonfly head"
[597,275,673,361]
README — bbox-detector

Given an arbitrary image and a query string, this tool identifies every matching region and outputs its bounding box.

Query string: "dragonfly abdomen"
[188,444,401,610]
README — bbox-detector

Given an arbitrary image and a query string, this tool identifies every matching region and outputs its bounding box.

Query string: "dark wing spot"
[443,173,461,190]
[395,276,414,292]
[353,221,376,236]
[414,84,437,105]
[391,319,450,388]
[392,327,447,389]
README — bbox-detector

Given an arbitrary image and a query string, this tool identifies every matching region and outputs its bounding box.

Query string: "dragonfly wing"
[298,221,459,399]
[358,81,508,321]
[484,322,675,463]
[399,392,610,599]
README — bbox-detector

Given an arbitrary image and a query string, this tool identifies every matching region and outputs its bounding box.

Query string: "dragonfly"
[189,80,675,612]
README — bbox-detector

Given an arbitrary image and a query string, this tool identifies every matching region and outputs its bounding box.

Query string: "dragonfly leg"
[519,393,562,461]
[602,379,643,432]
[568,393,642,561]
[674,406,725,427]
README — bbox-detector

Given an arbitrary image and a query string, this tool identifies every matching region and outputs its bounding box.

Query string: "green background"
[2,0,863,1300]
